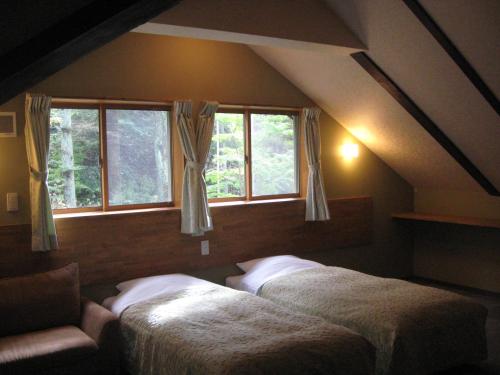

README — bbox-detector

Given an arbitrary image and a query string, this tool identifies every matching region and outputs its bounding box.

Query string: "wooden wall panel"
[0,197,372,285]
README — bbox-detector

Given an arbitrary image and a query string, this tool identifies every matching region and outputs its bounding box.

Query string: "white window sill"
[53,197,304,220]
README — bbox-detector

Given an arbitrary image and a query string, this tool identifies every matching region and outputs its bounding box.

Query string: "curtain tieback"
[309,162,320,170]
[186,161,205,173]
[30,167,47,181]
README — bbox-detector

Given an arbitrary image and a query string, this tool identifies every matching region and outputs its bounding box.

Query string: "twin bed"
[227,255,488,374]
[103,256,488,375]
[103,274,375,375]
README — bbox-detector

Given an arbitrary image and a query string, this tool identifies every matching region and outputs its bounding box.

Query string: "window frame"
[50,100,174,214]
[207,107,301,203]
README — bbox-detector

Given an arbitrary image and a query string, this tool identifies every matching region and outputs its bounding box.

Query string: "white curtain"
[175,100,218,235]
[25,93,58,251]
[303,107,330,221]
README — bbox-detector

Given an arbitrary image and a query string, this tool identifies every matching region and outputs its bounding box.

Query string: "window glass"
[206,112,246,198]
[48,108,101,209]
[251,113,298,196]
[106,109,171,206]
[48,103,300,211]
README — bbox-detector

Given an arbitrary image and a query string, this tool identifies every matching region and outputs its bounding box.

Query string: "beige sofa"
[0,263,119,375]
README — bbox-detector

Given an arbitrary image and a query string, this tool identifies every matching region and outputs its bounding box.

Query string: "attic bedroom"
[0,1,498,374]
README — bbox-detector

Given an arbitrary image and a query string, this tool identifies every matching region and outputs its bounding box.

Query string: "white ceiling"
[251,44,479,191]
[135,0,363,53]
[252,0,500,193]
[136,0,500,194]
[420,0,500,99]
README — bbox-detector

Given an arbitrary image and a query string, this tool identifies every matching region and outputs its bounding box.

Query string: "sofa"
[0,263,120,375]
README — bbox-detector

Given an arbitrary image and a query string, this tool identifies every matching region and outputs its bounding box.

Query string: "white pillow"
[236,257,270,273]
[236,255,322,273]
[116,274,177,292]
[105,274,213,315]
[225,274,245,290]
[228,255,324,294]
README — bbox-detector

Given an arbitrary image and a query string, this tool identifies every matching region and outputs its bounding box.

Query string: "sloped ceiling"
[134,0,363,52]
[419,0,500,98]
[251,45,479,191]
[252,0,500,193]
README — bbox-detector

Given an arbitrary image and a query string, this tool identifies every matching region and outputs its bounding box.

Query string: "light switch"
[201,240,209,256]
[7,193,19,212]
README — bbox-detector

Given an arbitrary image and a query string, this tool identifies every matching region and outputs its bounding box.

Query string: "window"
[206,112,246,200]
[206,109,299,201]
[48,108,101,210]
[48,102,172,212]
[251,113,299,197]
[48,101,298,214]
[106,108,171,206]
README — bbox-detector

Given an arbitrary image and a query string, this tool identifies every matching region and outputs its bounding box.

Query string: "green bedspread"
[259,267,488,375]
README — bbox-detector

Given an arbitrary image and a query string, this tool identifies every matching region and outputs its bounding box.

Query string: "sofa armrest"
[80,297,119,346]
[80,297,120,374]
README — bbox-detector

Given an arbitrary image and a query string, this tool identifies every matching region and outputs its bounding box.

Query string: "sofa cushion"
[0,263,80,336]
[0,325,98,374]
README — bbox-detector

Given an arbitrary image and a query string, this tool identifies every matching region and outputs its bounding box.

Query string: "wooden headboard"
[0,197,372,285]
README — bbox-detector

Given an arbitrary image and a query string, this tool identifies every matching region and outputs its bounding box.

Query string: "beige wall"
[415,189,500,220]
[0,32,413,278]
[319,116,414,276]
[0,95,27,226]
[413,223,500,293]
[0,32,312,226]
[413,189,500,293]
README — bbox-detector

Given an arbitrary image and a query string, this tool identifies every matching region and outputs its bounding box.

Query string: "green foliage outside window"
[206,112,298,199]
[206,113,246,198]
[49,106,298,210]
[48,108,101,209]
[48,108,171,210]
[106,109,171,206]
[251,114,297,196]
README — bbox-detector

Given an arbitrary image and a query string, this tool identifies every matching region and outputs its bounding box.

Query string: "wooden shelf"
[392,212,500,229]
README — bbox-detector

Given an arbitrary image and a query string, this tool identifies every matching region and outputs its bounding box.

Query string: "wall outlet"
[201,240,209,255]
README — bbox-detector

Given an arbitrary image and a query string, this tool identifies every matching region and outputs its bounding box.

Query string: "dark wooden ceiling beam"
[0,0,180,105]
[402,0,500,117]
[351,52,499,196]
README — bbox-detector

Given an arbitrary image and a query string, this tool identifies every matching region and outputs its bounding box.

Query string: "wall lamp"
[340,142,359,160]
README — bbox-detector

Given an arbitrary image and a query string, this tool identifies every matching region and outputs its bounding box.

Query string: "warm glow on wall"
[340,143,359,160]
[351,127,373,143]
